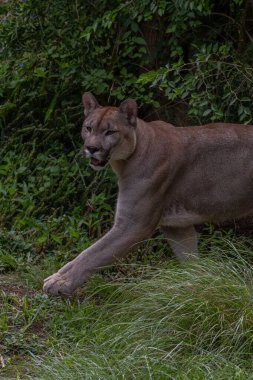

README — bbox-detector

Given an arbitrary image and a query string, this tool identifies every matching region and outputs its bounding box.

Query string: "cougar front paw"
[43,272,76,296]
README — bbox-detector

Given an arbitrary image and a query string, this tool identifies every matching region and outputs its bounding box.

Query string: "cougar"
[43,92,253,295]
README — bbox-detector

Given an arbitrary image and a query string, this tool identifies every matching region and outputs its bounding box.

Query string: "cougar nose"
[87,146,99,154]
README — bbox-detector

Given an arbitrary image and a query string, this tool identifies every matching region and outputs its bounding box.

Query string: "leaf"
[34,67,47,78]
[158,8,164,16]
[52,235,62,244]
[0,165,8,176]
[130,22,139,33]
[17,166,27,174]
[0,254,17,271]
[68,227,80,238]
[0,102,16,111]
[44,94,58,123]
[133,37,146,45]
[203,109,212,117]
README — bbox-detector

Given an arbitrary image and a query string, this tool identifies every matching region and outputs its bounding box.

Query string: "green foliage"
[138,44,253,124]
[1,0,253,263]
[2,0,252,131]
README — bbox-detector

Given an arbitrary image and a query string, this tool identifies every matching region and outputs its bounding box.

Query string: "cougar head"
[81,92,137,170]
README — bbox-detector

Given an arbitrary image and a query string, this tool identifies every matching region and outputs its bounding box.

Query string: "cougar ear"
[119,99,138,127]
[82,92,100,117]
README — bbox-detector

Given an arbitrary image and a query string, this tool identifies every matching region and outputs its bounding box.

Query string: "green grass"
[1,237,253,379]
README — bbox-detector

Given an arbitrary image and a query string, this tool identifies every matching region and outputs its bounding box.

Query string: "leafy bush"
[1,0,253,261]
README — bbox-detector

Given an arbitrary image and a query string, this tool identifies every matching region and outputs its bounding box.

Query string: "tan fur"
[43,93,253,295]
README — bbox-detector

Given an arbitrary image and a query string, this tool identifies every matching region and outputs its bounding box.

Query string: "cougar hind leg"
[161,225,199,261]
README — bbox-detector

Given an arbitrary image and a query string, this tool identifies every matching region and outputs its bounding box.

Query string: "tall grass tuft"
[29,247,253,379]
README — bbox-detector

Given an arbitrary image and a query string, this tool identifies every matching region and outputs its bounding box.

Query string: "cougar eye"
[105,130,117,136]
[86,126,92,132]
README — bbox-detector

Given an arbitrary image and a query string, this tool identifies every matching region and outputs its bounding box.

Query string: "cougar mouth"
[90,157,108,168]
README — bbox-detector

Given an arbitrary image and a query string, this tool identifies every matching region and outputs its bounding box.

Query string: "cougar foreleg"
[43,223,153,295]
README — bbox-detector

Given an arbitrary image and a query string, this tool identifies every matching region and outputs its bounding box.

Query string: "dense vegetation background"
[1,0,253,378]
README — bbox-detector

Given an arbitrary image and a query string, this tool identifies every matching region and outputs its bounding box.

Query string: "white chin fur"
[90,163,106,171]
